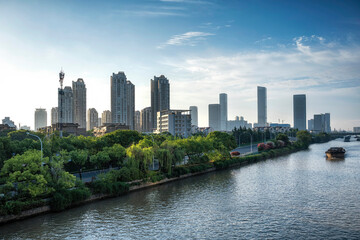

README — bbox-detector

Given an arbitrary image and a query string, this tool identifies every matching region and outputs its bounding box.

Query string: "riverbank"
[0,143,309,225]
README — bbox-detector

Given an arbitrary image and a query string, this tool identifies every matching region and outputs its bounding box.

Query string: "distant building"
[98,118,102,127]
[140,107,152,132]
[189,106,198,127]
[34,108,47,131]
[135,110,141,132]
[20,125,31,130]
[58,86,74,124]
[308,119,314,131]
[51,107,58,125]
[354,127,360,133]
[269,123,291,128]
[126,80,135,130]
[293,94,306,130]
[155,110,191,137]
[2,117,16,128]
[313,113,331,133]
[257,86,267,127]
[324,113,331,133]
[72,78,87,129]
[87,108,98,131]
[102,110,112,124]
[110,72,135,129]
[40,123,86,136]
[93,123,129,137]
[209,104,221,131]
[219,93,228,131]
[151,75,170,130]
[0,124,16,132]
[227,116,252,131]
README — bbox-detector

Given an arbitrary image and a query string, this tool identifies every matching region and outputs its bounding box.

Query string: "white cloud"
[158,31,214,48]
[161,37,360,129]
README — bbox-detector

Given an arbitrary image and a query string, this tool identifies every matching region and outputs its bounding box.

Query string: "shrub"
[257,143,266,151]
[230,151,240,156]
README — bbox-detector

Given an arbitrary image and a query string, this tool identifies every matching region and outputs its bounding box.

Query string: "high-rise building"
[189,106,198,127]
[126,80,135,130]
[313,113,331,133]
[110,72,135,128]
[308,119,314,131]
[354,127,360,133]
[98,118,102,127]
[58,86,73,124]
[257,86,267,126]
[140,107,152,132]
[155,110,191,137]
[51,107,58,125]
[135,110,141,132]
[324,113,331,133]
[72,78,87,129]
[219,93,228,131]
[87,108,98,131]
[102,110,112,124]
[209,104,221,131]
[151,75,170,130]
[293,94,306,130]
[34,108,47,131]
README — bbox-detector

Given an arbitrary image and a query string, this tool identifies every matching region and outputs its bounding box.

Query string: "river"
[1,139,360,239]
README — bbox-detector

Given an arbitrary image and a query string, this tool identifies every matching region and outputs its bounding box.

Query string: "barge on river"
[325,147,346,160]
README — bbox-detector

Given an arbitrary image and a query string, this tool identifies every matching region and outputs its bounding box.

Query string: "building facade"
[34,108,47,131]
[155,110,191,137]
[209,104,221,131]
[140,107,152,132]
[2,117,16,128]
[126,80,135,130]
[354,127,360,133]
[110,72,134,129]
[51,107,58,125]
[293,94,306,130]
[72,78,87,129]
[313,113,331,133]
[151,75,170,130]
[308,119,314,131]
[219,93,228,131]
[189,106,198,127]
[58,86,74,124]
[226,116,252,131]
[102,110,112,124]
[87,108,98,131]
[257,86,267,126]
[135,110,141,132]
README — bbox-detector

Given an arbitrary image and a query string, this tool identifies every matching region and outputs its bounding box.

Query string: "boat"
[325,147,346,159]
[344,136,351,142]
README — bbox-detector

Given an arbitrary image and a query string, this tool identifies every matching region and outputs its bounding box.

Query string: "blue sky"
[0,0,359,130]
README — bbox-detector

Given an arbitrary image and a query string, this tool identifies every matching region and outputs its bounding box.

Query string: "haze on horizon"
[0,0,359,131]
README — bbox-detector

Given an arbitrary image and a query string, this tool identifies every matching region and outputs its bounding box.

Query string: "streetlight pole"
[27,132,43,161]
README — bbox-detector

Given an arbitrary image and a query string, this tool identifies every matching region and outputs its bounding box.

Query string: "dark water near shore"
[1,139,360,239]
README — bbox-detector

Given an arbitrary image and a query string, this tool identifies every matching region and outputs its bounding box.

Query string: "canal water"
[1,139,360,239]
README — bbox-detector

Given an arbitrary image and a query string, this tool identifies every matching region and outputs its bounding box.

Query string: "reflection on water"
[1,139,360,239]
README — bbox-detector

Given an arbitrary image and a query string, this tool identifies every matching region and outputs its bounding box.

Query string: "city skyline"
[0,1,359,130]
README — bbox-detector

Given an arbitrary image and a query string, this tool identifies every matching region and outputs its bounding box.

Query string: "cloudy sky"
[0,0,359,131]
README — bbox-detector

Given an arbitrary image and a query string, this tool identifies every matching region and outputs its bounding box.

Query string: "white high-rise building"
[102,110,112,124]
[73,78,87,129]
[87,108,98,131]
[209,104,221,131]
[141,107,152,132]
[189,106,198,127]
[257,86,267,126]
[34,108,47,131]
[219,93,228,131]
[111,72,135,128]
[51,107,58,125]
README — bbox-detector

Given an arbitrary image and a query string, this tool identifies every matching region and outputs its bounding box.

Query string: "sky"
[0,0,359,131]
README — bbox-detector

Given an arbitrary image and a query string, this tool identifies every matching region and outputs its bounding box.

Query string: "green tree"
[206,131,237,151]
[276,133,290,145]
[1,150,53,197]
[102,130,143,148]
[104,144,126,166]
[296,130,312,147]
